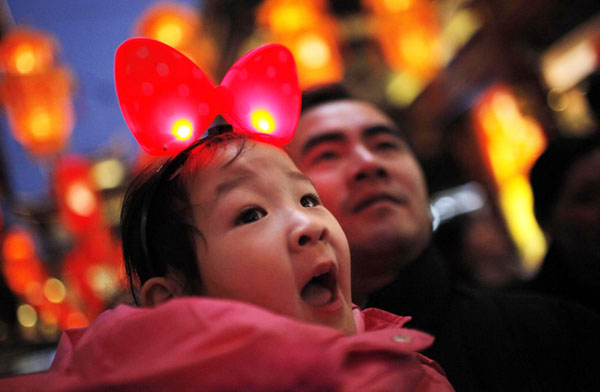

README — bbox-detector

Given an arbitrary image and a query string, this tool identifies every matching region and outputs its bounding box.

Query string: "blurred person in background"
[285,83,600,392]
[527,133,600,313]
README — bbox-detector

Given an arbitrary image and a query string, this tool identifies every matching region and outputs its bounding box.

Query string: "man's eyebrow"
[363,124,404,140]
[301,132,346,155]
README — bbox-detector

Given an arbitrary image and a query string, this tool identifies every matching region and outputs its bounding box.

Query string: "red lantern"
[62,230,123,320]
[54,156,104,235]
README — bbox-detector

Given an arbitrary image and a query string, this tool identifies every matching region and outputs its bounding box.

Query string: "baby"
[123,129,357,335]
[0,39,453,392]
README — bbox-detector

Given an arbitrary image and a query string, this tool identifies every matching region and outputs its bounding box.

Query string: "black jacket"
[365,245,600,391]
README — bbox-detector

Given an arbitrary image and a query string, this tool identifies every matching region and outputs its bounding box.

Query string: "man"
[528,134,600,313]
[285,84,600,391]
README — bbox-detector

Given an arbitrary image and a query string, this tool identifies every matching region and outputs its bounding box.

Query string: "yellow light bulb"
[171,119,193,140]
[250,109,276,134]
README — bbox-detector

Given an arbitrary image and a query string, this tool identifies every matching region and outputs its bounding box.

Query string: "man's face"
[189,140,356,335]
[286,100,431,268]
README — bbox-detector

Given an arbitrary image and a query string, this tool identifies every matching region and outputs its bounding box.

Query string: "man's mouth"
[300,264,338,307]
[352,193,403,213]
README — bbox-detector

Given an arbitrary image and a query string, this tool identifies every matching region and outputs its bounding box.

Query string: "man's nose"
[288,211,329,252]
[350,145,387,183]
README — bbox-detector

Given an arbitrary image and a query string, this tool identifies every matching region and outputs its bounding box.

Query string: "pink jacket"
[0,297,453,391]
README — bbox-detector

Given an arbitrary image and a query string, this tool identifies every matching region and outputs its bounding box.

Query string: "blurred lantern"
[0,27,75,157]
[62,230,123,321]
[256,0,343,89]
[473,85,547,270]
[0,27,56,75]
[135,2,217,79]
[1,228,48,297]
[363,0,442,81]
[54,156,104,236]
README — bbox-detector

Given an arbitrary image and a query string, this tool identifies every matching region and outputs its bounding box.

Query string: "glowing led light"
[15,47,35,74]
[17,304,37,328]
[171,119,193,140]
[44,278,66,303]
[66,182,97,217]
[251,109,276,133]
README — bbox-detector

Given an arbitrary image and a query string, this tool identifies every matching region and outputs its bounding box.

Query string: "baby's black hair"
[120,128,247,304]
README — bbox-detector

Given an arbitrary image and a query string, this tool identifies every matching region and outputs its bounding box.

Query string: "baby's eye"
[301,193,321,208]
[235,207,267,225]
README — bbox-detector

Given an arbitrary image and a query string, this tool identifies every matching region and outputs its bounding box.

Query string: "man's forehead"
[294,100,403,153]
[299,99,394,131]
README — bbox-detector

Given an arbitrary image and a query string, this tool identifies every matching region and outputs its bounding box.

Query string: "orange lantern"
[0,27,74,157]
[54,156,104,235]
[256,0,343,89]
[257,0,326,34]
[472,85,547,268]
[363,0,442,80]
[1,69,74,156]
[135,2,217,78]
[1,228,48,296]
[0,27,57,75]
[473,85,547,184]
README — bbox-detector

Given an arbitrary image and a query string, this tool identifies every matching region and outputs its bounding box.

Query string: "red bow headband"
[115,38,301,156]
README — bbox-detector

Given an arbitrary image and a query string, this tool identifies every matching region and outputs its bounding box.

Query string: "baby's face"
[188,140,356,334]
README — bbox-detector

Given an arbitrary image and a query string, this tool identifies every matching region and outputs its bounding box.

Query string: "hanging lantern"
[62,229,123,320]
[363,0,442,80]
[256,0,343,89]
[1,228,48,297]
[135,2,217,78]
[0,27,57,75]
[1,69,74,156]
[54,156,104,235]
[257,0,325,35]
[472,85,547,270]
[0,27,74,157]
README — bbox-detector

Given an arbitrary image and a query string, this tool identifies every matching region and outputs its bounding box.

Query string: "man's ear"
[140,276,185,307]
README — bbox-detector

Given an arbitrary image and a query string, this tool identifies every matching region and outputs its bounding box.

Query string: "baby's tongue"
[301,279,333,307]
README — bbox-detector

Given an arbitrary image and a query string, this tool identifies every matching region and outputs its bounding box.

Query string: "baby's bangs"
[178,132,248,183]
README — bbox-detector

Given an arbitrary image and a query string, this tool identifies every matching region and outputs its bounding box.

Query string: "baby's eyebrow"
[288,171,315,186]
[215,174,253,198]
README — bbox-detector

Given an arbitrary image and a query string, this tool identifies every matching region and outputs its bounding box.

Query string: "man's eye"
[301,193,320,208]
[375,141,400,151]
[313,150,339,164]
[235,207,267,225]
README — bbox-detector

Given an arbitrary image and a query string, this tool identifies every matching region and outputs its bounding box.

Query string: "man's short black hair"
[300,83,411,145]
[301,83,354,113]
[530,132,600,228]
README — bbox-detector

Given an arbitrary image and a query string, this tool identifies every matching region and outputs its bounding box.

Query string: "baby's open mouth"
[300,267,338,307]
